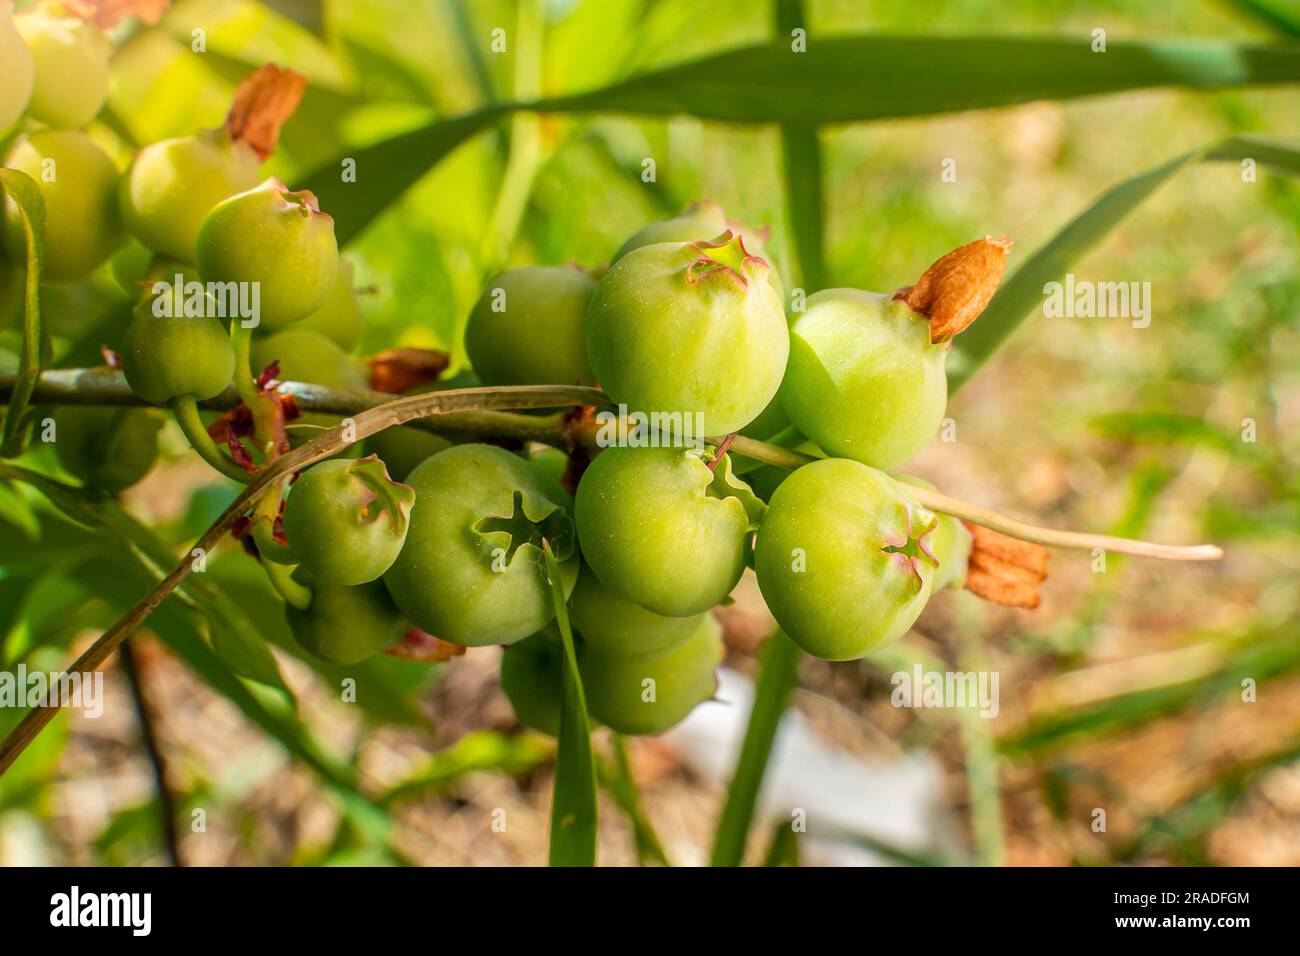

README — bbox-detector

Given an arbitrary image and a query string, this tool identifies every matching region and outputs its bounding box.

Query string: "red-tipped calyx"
[895,236,1013,344]
[685,230,771,290]
[881,507,941,594]
[346,455,415,534]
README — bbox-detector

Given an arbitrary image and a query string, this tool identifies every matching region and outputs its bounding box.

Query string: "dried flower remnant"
[895,236,1013,343]
[963,522,1050,609]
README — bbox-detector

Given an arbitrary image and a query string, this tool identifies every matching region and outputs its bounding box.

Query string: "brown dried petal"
[962,522,1048,609]
[895,236,1012,344]
[367,348,451,394]
[385,629,467,663]
[224,65,307,161]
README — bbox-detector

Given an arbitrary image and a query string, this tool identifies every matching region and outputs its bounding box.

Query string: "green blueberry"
[54,406,161,493]
[120,129,262,262]
[120,295,236,404]
[738,391,791,442]
[464,264,597,386]
[581,613,723,736]
[754,458,939,661]
[284,455,415,586]
[196,179,339,329]
[286,576,407,665]
[781,289,946,470]
[612,200,728,263]
[250,328,367,388]
[383,443,579,647]
[39,278,123,339]
[294,259,363,352]
[109,239,155,299]
[575,445,765,617]
[3,131,124,282]
[365,426,452,482]
[0,6,34,133]
[586,231,787,435]
[569,565,704,657]
[499,629,566,736]
[893,473,971,590]
[14,11,110,129]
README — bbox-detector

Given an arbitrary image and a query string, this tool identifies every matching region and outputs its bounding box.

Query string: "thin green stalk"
[601,734,671,866]
[479,0,545,277]
[956,604,1005,866]
[262,558,312,611]
[710,630,801,866]
[170,394,252,483]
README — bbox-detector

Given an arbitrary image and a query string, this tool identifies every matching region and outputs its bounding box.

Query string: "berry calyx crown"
[685,230,771,291]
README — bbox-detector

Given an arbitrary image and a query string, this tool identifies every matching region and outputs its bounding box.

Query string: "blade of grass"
[1000,625,1300,756]
[543,543,597,867]
[949,136,1300,392]
[710,629,800,867]
[599,734,671,866]
[305,39,1300,243]
[761,817,799,867]
[955,606,1004,866]
[774,0,825,291]
[379,731,553,806]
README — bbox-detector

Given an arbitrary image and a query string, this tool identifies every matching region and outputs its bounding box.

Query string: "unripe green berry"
[612,201,728,263]
[250,328,367,389]
[0,6,34,133]
[294,259,363,352]
[14,11,111,129]
[365,426,452,482]
[569,565,705,657]
[586,231,788,435]
[581,613,723,736]
[120,295,236,404]
[499,629,566,736]
[781,289,947,470]
[286,576,407,665]
[54,406,161,493]
[196,179,339,329]
[383,444,579,647]
[284,455,415,586]
[464,264,597,386]
[120,130,262,262]
[754,459,939,660]
[575,446,765,617]
[3,130,124,282]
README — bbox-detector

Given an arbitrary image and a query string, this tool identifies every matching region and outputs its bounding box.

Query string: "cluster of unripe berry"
[259,200,990,738]
[2,9,1001,738]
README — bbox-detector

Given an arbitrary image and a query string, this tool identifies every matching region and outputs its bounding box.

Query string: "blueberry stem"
[170,394,254,483]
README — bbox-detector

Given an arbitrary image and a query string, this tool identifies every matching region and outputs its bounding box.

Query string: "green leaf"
[1223,0,1300,38]
[949,136,1300,392]
[379,731,553,805]
[549,36,1300,127]
[543,543,597,867]
[0,169,45,457]
[774,0,825,290]
[0,463,291,696]
[305,36,1300,244]
[710,629,800,867]
[302,106,507,246]
[599,734,670,866]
